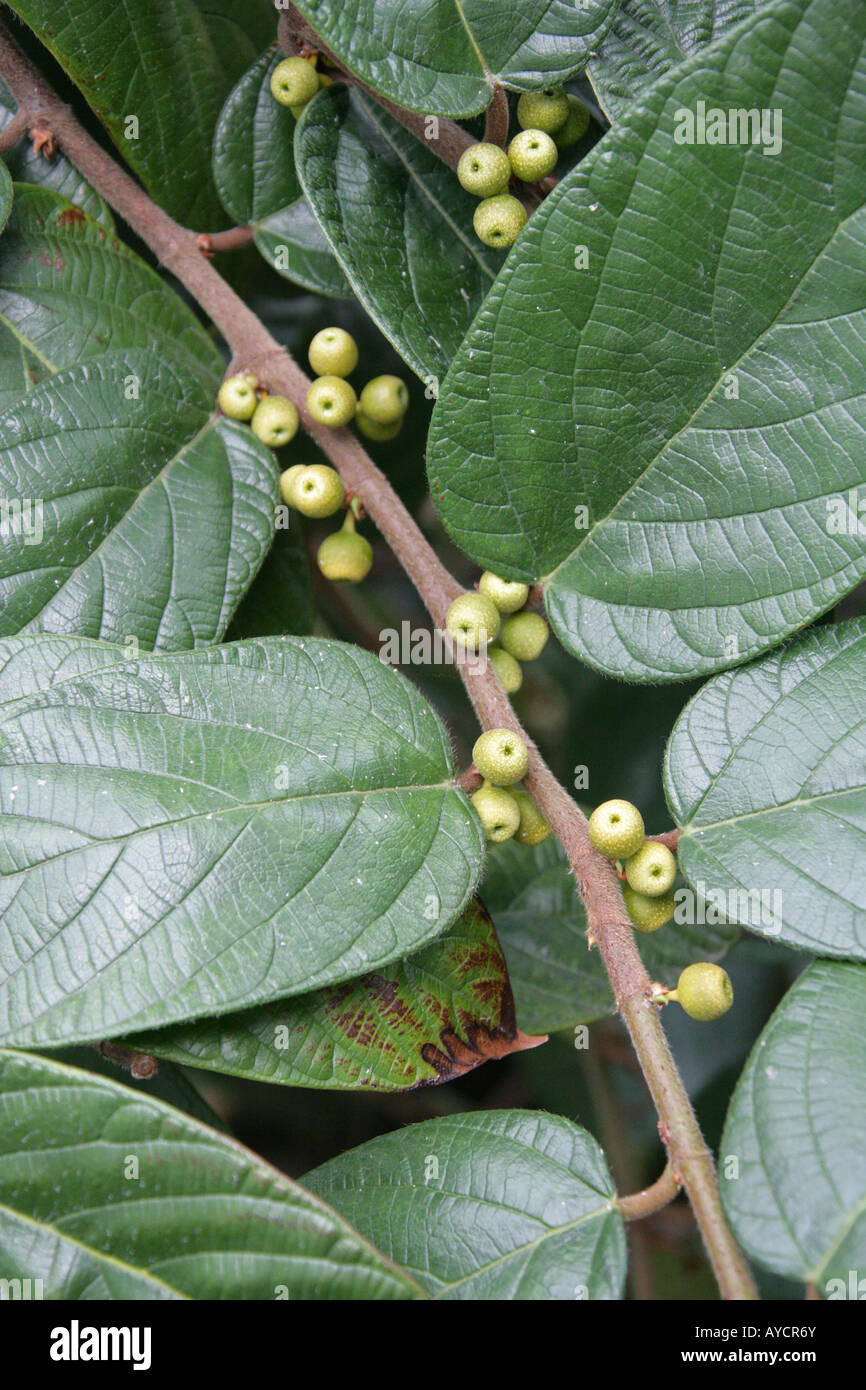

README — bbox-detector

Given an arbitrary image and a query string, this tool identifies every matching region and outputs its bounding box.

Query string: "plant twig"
[95,1041,158,1080]
[617,1164,682,1221]
[0,21,757,1301]
[196,227,254,256]
[0,107,27,154]
[483,85,509,147]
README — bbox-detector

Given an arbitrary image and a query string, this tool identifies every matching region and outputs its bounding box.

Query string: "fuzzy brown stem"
[617,1163,682,1222]
[0,106,27,153]
[96,1041,158,1080]
[483,85,510,148]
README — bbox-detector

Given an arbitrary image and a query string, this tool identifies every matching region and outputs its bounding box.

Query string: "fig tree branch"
[0,21,757,1302]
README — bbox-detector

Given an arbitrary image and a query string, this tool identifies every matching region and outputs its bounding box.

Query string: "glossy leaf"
[0,1049,421,1299]
[588,0,763,121]
[0,351,277,648]
[130,898,521,1090]
[0,78,113,226]
[0,635,484,1048]
[6,0,276,225]
[297,87,499,382]
[226,524,315,640]
[486,837,737,1033]
[291,0,620,116]
[305,1109,626,1299]
[721,961,866,1290]
[666,618,866,959]
[213,51,350,297]
[428,0,866,682]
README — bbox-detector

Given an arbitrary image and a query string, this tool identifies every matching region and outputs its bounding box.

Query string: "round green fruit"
[279,464,305,507]
[306,375,357,428]
[356,410,402,443]
[488,645,523,694]
[287,463,345,518]
[625,841,677,898]
[270,57,319,108]
[251,395,300,447]
[623,885,674,933]
[555,94,590,149]
[445,592,500,652]
[673,963,734,1021]
[217,374,257,421]
[308,327,359,378]
[516,87,570,134]
[473,727,529,786]
[478,571,530,613]
[587,799,645,860]
[457,142,512,197]
[471,782,521,842]
[498,611,548,660]
[317,512,373,582]
[513,790,551,845]
[507,128,558,182]
[473,194,526,249]
[358,375,409,426]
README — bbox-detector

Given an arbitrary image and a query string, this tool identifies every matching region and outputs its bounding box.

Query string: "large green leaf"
[666,618,866,959]
[428,0,866,682]
[0,352,277,648]
[486,837,737,1033]
[213,50,350,297]
[588,0,764,120]
[226,524,315,640]
[0,635,484,1048]
[292,0,620,116]
[296,87,499,383]
[0,1049,421,1299]
[721,961,866,1291]
[0,77,113,226]
[7,0,276,226]
[305,1109,626,1299]
[130,897,520,1090]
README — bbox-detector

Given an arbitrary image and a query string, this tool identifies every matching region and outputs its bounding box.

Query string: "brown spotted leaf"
[131,899,539,1090]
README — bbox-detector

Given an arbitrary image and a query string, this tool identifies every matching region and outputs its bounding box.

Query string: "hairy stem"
[0,106,28,154]
[617,1164,682,1222]
[0,22,757,1301]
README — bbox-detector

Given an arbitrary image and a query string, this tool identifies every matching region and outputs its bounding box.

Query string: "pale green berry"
[625,841,677,898]
[317,511,372,582]
[251,395,300,447]
[473,728,529,786]
[508,128,558,182]
[587,799,645,860]
[671,963,734,1021]
[445,592,500,652]
[218,373,258,421]
[624,885,674,933]
[473,194,526,250]
[457,142,511,197]
[289,103,308,120]
[288,463,345,518]
[516,86,570,135]
[513,790,551,845]
[279,464,306,507]
[358,375,409,426]
[308,327,359,378]
[499,611,548,660]
[306,375,357,428]
[270,56,319,108]
[555,94,590,149]
[471,781,521,842]
[478,571,530,613]
[488,645,522,694]
[356,410,402,443]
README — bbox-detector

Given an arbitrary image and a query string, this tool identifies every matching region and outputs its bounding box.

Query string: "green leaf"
[291,0,620,117]
[0,161,10,234]
[720,960,866,1290]
[0,185,223,408]
[428,0,866,682]
[0,1049,421,1299]
[588,0,764,121]
[486,837,737,1033]
[0,635,484,1048]
[296,87,499,382]
[0,351,277,649]
[0,77,113,226]
[6,0,276,226]
[213,51,350,297]
[130,897,520,1090]
[226,523,315,640]
[48,1046,230,1132]
[666,617,866,959]
[305,1109,626,1299]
